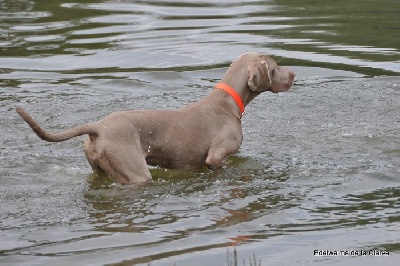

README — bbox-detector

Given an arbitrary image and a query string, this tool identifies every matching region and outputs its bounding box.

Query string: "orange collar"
[215,83,245,117]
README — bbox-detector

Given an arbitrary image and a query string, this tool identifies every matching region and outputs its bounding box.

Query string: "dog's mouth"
[271,85,291,93]
[271,71,295,93]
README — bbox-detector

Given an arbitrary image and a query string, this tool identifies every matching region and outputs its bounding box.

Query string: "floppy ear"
[247,60,271,92]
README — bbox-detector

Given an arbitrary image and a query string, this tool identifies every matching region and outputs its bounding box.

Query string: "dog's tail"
[16,106,98,142]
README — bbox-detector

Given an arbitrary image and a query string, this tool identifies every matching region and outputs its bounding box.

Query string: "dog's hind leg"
[95,144,152,184]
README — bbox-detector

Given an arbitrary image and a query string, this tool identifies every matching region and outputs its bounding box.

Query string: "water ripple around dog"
[1,0,400,265]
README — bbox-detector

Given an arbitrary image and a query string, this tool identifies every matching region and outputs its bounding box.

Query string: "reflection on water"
[0,0,399,75]
[1,0,399,265]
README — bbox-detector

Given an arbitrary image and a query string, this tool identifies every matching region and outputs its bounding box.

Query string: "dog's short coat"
[17,52,295,184]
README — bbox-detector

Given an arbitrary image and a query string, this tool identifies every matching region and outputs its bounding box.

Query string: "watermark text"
[314,249,389,257]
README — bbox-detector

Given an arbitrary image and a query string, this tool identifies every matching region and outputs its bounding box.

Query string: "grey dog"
[17,52,295,184]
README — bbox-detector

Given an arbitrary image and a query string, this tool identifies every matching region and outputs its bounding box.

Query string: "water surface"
[1,0,399,265]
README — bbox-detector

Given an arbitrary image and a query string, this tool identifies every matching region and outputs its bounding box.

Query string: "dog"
[16,52,295,184]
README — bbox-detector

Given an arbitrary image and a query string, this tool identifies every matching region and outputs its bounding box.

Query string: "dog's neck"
[215,83,245,117]
[215,59,264,117]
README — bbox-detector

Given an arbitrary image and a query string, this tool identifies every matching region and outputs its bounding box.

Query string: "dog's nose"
[289,71,296,79]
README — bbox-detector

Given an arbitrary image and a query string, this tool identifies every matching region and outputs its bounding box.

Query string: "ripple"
[1,1,400,265]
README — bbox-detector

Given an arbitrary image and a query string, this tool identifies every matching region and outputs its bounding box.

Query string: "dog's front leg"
[205,136,241,169]
[205,147,228,168]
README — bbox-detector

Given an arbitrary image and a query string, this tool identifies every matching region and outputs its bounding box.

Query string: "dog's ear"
[247,60,271,92]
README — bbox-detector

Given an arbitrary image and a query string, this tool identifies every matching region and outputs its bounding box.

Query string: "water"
[1,0,399,265]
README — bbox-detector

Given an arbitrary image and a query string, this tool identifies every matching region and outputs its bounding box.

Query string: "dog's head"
[246,53,295,93]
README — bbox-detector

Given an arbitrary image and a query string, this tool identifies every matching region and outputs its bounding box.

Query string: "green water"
[1,0,399,265]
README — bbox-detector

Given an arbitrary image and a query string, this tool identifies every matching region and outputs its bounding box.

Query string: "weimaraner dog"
[17,52,295,184]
